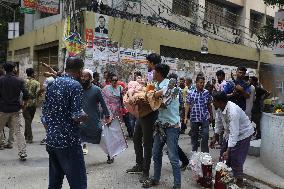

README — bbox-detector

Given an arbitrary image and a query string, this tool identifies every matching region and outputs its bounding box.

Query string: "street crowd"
[0,53,270,189]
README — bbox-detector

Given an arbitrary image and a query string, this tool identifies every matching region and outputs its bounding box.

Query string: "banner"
[37,0,60,14]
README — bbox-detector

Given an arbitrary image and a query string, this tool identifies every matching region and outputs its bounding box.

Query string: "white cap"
[83,69,93,80]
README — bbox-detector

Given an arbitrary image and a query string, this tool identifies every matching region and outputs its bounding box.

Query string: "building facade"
[7,0,284,100]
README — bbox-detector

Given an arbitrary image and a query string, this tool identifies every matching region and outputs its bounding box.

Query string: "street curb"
[244,173,282,189]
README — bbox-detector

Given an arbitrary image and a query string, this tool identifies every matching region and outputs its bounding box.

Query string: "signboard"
[20,7,36,14]
[273,11,284,55]
[37,0,60,14]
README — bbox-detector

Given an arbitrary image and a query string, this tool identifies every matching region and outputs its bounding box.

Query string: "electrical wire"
[156,0,259,45]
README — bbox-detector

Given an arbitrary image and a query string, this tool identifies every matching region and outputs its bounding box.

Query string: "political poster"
[94,14,109,39]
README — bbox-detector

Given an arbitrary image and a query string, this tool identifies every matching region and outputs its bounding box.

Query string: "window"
[172,0,190,17]
[205,0,239,28]
[249,11,264,36]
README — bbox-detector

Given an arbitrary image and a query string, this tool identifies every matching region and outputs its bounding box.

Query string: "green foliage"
[257,0,284,47]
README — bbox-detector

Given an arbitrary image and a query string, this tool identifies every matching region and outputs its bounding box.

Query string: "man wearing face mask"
[80,69,111,155]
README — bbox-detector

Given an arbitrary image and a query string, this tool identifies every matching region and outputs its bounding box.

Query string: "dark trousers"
[178,145,189,165]
[191,121,209,153]
[252,112,262,139]
[23,106,36,141]
[133,111,158,176]
[180,107,187,132]
[46,145,87,189]
[220,136,252,179]
[123,112,133,137]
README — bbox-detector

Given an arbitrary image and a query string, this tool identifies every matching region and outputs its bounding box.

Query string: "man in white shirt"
[210,91,254,188]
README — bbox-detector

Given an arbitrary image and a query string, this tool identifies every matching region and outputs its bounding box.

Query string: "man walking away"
[0,62,29,160]
[24,68,41,143]
[42,57,88,189]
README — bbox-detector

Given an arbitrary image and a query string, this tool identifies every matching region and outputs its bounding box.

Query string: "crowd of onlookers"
[0,54,270,188]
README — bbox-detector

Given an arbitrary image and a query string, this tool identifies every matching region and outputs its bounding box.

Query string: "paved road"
[0,111,270,189]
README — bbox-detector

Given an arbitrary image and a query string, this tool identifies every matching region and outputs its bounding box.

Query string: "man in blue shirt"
[142,64,181,189]
[224,66,251,111]
[185,76,213,153]
[42,57,88,189]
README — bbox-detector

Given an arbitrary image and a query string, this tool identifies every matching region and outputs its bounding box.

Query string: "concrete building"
[7,0,284,99]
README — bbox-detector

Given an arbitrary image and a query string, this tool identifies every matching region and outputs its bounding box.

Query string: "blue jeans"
[46,145,87,189]
[153,127,181,187]
[191,121,209,153]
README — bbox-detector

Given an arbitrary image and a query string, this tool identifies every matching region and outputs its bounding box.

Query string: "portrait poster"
[94,14,109,39]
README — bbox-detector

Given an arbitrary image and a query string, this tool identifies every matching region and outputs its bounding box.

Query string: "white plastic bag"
[100,118,128,158]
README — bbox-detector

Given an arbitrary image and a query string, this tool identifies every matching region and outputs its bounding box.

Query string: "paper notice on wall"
[93,37,108,62]
[163,57,177,70]
[84,48,94,69]
[108,41,119,63]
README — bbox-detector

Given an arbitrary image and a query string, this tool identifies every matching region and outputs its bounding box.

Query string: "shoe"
[180,130,185,134]
[139,174,149,183]
[126,164,143,174]
[142,179,159,188]
[180,163,188,171]
[107,158,114,164]
[40,138,46,145]
[19,153,27,161]
[26,140,33,144]
[172,185,181,189]
[83,148,88,155]
[0,145,4,150]
[4,143,13,149]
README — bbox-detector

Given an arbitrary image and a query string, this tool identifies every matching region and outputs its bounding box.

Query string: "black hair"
[99,15,105,20]
[237,66,247,72]
[146,53,161,65]
[196,76,205,82]
[216,70,225,77]
[52,66,59,72]
[250,76,258,83]
[134,71,142,77]
[155,64,170,78]
[65,57,84,72]
[168,73,178,80]
[186,77,192,83]
[93,72,100,78]
[26,68,34,77]
[3,62,15,73]
[179,77,185,80]
[197,72,204,77]
[212,91,228,103]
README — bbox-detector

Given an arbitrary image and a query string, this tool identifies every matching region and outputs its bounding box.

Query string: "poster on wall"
[108,41,119,63]
[93,38,108,62]
[85,48,94,69]
[37,0,60,14]
[135,50,149,64]
[133,38,143,50]
[119,48,136,64]
[94,14,109,39]
[201,37,208,54]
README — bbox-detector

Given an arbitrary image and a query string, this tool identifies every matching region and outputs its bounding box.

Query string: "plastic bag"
[99,118,128,158]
